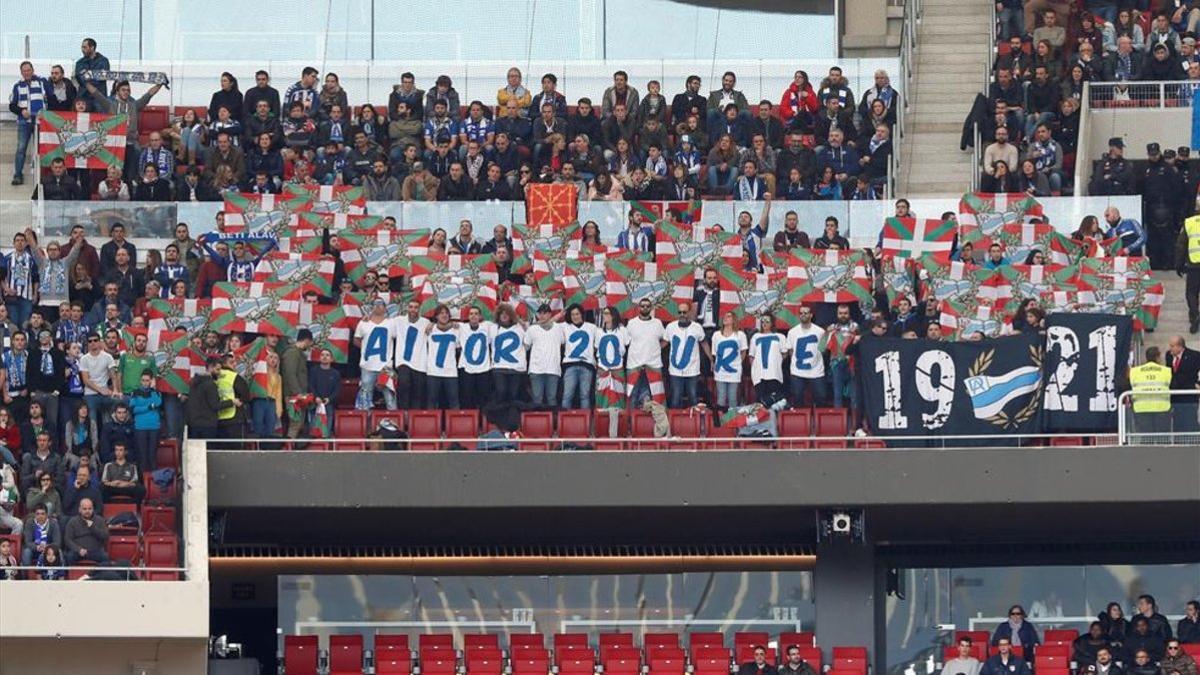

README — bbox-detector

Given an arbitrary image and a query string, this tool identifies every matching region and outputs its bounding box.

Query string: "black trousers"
[1187,267,1200,322]
[460,371,491,409]
[395,367,426,410]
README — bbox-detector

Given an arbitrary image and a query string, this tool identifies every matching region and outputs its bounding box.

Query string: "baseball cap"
[1108,137,1124,148]
[1165,149,1178,160]
[1147,142,1161,155]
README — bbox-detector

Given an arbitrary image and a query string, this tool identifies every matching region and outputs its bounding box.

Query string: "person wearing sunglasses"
[990,605,1041,656]
[1160,640,1196,675]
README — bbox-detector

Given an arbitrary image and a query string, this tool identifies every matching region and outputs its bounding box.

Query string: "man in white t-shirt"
[663,301,707,408]
[353,299,397,410]
[79,332,118,425]
[626,299,666,407]
[392,299,430,409]
[785,305,827,408]
[425,304,461,409]
[560,304,599,410]
[524,304,565,409]
[457,305,495,409]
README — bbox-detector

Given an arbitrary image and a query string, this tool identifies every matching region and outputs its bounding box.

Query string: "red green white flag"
[38,110,128,169]
[879,217,957,259]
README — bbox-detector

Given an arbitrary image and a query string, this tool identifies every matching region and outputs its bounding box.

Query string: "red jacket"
[779,82,819,124]
[0,424,21,460]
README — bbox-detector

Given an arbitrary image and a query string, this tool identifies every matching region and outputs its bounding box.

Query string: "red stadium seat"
[832,647,867,660]
[107,534,140,564]
[557,410,591,441]
[143,472,178,504]
[467,649,505,675]
[954,631,989,646]
[373,409,407,432]
[554,632,591,651]
[1048,437,1084,447]
[691,633,726,649]
[1037,644,1070,657]
[377,656,413,675]
[420,634,455,651]
[795,647,822,670]
[779,632,815,649]
[1182,644,1200,658]
[338,378,360,409]
[599,633,635,652]
[815,408,848,437]
[445,410,481,448]
[647,647,685,662]
[649,656,686,675]
[830,658,865,675]
[558,651,596,675]
[375,635,413,667]
[513,655,550,675]
[1035,655,1070,671]
[778,409,813,448]
[827,670,862,675]
[330,634,364,675]
[155,439,180,470]
[407,410,443,450]
[422,652,458,675]
[144,533,179,580]
[105,502,139,533]
[645,633,680,650]
[735,632,770,651]
[520,411,554,450]
[284,635,320,675]
[1042,630,1078,643]
[466,635,501,651]
[669,409,702,438]
[592,410,628,450]
[629,410,661,449]
[703,423,744,449]
[693,655,731,675]
[512,634,546,651]
[335,410,369,450]
[141,504,176,533]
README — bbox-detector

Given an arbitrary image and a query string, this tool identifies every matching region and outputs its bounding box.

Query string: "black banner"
[1042,313,1132,432]
[859,332,1044,442]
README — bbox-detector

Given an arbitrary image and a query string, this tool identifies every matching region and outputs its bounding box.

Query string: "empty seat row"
[283,635,858,675]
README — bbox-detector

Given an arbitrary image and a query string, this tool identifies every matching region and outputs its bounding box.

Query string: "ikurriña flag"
[38,110,128,169]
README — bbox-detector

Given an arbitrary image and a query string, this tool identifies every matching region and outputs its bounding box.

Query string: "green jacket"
[281,346,309,400]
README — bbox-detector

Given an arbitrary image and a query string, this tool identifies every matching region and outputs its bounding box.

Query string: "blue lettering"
[363,325,389,362]
[494,330,520,365]
[464,332,488,366]
[597,334,622,369]
[756,334,780,365]
[670,335,697,372]
[430,333,456,368]
[793,334,819,371]
[715,340,739,374]
[567,329,590,360]
[401,325,418,362]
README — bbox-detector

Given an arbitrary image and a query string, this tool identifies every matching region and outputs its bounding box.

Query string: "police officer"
[1089,137,1134,196]
[1143,142,1183,269]
[1174,146,1197,218]
[1178,211,1200,333]
[216,351,250,443]
[1128,346,1172,441]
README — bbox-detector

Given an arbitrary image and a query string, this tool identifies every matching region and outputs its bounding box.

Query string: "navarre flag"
[604,261,692,321]
[512,222,582,274]
[655,220,742,279]
[297,303,353,362]
[525,183,579,226]
[284,184,367,215]
[253,252,336,296]
[210,282,301,335]
[223,192,314,236]
[958,192,1044,233]
[879,217,957,259]
[38,110,128,169]
[719,268,806,329]
[147,298,212,334]
[147,328,202,395]
[791,248,873,305]
[338,229,431,282]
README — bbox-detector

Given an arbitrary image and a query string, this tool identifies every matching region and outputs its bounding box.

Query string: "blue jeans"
[1044,169,1063,192]
[1089,3,1117,23]
[357,369,397,410]
[5,298,31,328]
[250,398,278,438]
[669,375,699,408]
[830,359,857,410]
[426,375,459,409]
[561,364,593,410]
[629,369,653,409]
[715,381,739,409]
[529,373,560,408]
[162,394,184,441]
[789,375,828,408]
[707,166,737,194]
[15,118,33,178]
[997,6,1025,39]
[84,395,110,430]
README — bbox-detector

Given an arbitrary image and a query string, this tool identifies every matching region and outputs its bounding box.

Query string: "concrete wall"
[1080,106,1193,193]
[0,637,209,675]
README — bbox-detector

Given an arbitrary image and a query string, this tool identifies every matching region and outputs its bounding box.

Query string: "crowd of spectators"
[10,38,899,203]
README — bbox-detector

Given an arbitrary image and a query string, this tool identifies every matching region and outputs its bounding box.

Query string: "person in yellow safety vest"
[215,352,250,442]
[1174,213,1200,334]
[1129,346,1172,438]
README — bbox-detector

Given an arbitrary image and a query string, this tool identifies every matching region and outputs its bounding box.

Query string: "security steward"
[216,351,250,442]
[1128,346,1172,439]
[1175,212,1200,333]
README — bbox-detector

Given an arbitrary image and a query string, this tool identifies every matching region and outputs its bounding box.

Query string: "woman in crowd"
[711,311,748,411]
[208,72,243,123]
[749,312,787,406]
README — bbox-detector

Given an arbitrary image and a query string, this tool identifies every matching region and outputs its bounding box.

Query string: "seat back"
[668,410,702,438]
[511,633,546,651]
[284,635,320,675]
[1042,630,1078,643]
[445,410,481,447]
[644,633,680,650]
[422,653,459,675]
[372,410,408,434]
[467,649,504,675]
[520,411,555,450]
[513,656,551,675]
[465,634,501,651]
[335,410,369,450]
[144,533,179,580]
[105,502,140,533]
[795,647,822,670]
[376,633,411,654]
[408,410,444,450]
[832,647,867,660]
[1037,644,1070,658]
[592,410,628,450]
[330,634,364,674]
[155,439,181,470]
[554,632,591,651]
[814,408,848,438]
[779,632,815,650]
[734,633,770,652]
[777,409,813,448]
[630,410,658,444]
[557,410,592,441]
[690,632,725,649]
[107,534,140,564]
[420,634,455,651]
[141,504,177,533]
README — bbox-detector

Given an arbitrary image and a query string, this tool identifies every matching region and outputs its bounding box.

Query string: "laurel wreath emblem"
[969,345,1043,428]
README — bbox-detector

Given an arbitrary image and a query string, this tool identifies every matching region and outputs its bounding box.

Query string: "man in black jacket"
[26,328,66,440]
[566,99,603,152]
[737,647,778,675]
[437,162,473,201]
[776,132,818,186]
[671,75,706,128]
[243,70,281,118]
[185,357,225,440]
[1167,335,1200,432]
[35,158,80,200]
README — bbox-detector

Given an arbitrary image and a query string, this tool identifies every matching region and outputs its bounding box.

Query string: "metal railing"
[0,565,186,580]
[1087,80,1200,109]
[893,0,922,200]
[203,433,1117,452]
[971,0,999,192]
[1115,389,1200,446]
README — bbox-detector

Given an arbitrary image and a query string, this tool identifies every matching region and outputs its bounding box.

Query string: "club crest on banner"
[964,346,1043,427]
